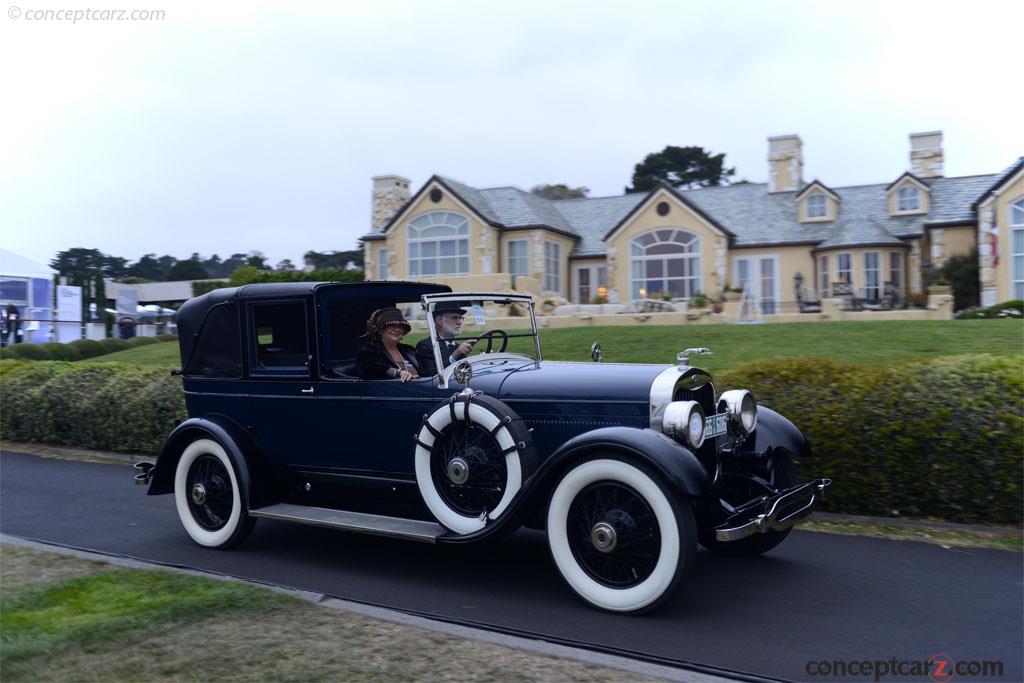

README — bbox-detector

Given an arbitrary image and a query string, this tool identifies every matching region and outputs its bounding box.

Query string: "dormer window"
[897,186,919,212]
[807,194,827,218]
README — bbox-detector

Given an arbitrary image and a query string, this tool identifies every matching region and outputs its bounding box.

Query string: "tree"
[625,145,736,193]
[303,249,364,270]
[128,254,162,281]
[941,248,980,311]
[157,255,178,280]
[167,258,209,281]
[93,272,107,312]
[530,184,589,200]
[275,258,296,272]
[245,251,268,269]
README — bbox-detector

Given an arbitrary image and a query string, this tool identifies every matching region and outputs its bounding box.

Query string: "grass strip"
[0,545,653,682]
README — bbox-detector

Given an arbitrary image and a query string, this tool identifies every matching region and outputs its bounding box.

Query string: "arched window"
[1012,197,1024,300]
[408,211,469,276]
[807,193,827,218]
[630,229,701,299]
[897,186,920,212]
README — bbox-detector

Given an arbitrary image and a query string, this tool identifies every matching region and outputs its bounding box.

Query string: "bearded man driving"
[415,301,475,376]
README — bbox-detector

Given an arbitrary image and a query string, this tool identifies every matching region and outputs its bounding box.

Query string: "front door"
[734,255,779,315]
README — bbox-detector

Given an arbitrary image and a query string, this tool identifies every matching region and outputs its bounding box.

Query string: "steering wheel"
[475,329,508,354]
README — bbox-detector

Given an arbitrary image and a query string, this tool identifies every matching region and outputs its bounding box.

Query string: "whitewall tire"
[547,458,696,613]
[415,394,534,535]
[173,438,254,548]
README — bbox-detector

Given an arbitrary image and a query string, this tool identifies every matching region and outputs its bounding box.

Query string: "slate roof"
[372,169,1007,256]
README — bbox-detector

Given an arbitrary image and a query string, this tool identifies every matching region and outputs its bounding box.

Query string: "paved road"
[2,451,1021,682]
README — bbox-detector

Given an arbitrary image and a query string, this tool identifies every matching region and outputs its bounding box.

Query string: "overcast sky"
[1,0,1021,269]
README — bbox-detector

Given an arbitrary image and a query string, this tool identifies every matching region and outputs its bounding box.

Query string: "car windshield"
[421,293,540,369]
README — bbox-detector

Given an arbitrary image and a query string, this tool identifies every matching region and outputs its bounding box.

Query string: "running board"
[249,504,447,543]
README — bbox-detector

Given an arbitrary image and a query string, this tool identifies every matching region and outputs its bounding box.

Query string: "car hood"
[496,361,670,403]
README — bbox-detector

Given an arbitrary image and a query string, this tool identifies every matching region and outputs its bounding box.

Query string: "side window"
[184,303,242,378]
[250,301,310,375]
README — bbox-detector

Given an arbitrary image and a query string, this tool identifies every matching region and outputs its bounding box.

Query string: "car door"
[245,297,365,469]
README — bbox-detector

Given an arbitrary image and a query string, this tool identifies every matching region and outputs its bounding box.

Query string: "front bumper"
[714,478,832,542]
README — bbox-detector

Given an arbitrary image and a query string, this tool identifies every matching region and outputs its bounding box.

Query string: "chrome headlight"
[662,400,705,449]
[717,389,757,434]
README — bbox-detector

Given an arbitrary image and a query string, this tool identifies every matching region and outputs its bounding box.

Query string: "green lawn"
[99,320,1024,372]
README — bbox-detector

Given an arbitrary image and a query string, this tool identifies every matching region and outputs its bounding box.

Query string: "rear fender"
[437,426,709,544]
[147,416,277,509]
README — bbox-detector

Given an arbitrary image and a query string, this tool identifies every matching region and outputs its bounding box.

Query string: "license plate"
[705,413,728,439]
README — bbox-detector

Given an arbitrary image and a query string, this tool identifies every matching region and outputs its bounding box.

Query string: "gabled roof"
[603,181,736,243]
[812,218,906,251]
[364,172,998,256]
[885,171,931,193]
[795,179,840,201]
[972,156,1024,209]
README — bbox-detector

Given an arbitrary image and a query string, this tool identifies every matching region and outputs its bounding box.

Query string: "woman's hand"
[399,369,418,382]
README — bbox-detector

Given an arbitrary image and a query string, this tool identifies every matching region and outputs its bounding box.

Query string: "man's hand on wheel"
[453,339,475,360]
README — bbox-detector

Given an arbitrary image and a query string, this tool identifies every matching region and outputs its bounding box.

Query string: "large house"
[361,132,1023,311]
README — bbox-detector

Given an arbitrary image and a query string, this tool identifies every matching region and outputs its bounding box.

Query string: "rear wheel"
[547,458,696,614]
[173,438,255,548]
[699,451,798,556]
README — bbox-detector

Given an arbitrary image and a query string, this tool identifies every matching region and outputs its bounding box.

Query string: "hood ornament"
[453,360,473,386]
[677,348,712,368]
[590,342,603,362]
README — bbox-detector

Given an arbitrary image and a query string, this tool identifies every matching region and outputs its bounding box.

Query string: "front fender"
[147,416,276,509]
[751,407,808,459]
[437,426,709,544]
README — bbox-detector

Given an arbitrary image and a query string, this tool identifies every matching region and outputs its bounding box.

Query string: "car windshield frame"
[421,292,541,389]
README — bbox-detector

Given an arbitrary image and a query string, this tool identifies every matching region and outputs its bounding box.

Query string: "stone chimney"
[910,131,943,177]
[767,135,803,193]
[371,175,411,231]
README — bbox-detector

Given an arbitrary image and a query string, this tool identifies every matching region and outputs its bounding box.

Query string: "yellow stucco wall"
[798,191,838,223]
[605,189,728,300]
[887,179,930,215]
[941,226,977,259]
[995,173,1024,302]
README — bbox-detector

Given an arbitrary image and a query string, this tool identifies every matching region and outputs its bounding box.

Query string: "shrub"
[0,359,29,376]
[37,342,83,361]
[127,336,160,347]
[955,300,1024,320]
[98,338,131,354]
[156,333,179,342]
[718,355,1023,525]
[69,339,107,359]
[0,362,186,455]
[0,344,52,360]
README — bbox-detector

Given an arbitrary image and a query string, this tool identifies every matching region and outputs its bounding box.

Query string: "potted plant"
[928,277,951,295]
[722,285,742,302]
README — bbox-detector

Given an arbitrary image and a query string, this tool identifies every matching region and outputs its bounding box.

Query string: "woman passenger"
[355,307,420,382]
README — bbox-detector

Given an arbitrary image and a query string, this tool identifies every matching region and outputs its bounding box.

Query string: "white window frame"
[733,254,780,314]
[1012,197,1024,300]
[897,186,920,212]
[889,252,903,292]
[863,251,881,301]
[507,239,529,277]
[377,248,389,280]
[544,240,561,293]
[818,255,829,295]
[806,193,827,219]
[407,211,470,277]
[630,229,702,300]
[837,252,852,285]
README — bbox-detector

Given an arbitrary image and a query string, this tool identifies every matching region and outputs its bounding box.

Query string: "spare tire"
[415,391,537,534]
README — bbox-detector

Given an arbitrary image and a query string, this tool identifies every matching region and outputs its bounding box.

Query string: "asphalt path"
[2,451,1021,682]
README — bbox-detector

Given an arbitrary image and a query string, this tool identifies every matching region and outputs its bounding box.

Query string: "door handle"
[301,386,314,394]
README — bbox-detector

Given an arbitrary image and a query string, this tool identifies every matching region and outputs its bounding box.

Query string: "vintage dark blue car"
[136,281,831,613]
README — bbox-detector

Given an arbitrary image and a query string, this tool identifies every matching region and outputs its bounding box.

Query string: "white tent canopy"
[0,248,57,278]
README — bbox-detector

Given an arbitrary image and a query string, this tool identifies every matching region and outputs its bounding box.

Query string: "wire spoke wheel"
[567,481,661,588]
[185,453,234,531]
[430,423,507,516]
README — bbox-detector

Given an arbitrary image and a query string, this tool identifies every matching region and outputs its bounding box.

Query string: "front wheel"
[173,438,255,548]
[546,458,696,614]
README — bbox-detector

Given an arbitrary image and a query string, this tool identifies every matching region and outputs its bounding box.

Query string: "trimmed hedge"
[0,344,51,360]
[69,339,107,359]
[127,336,160,347]
[156,334,179,342]
[718,355,1023,525]
[1,362,186,455]
[36,342,83,361]
[98,338,131,354]
[0,337,174,362]
[1,355,1020,524]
